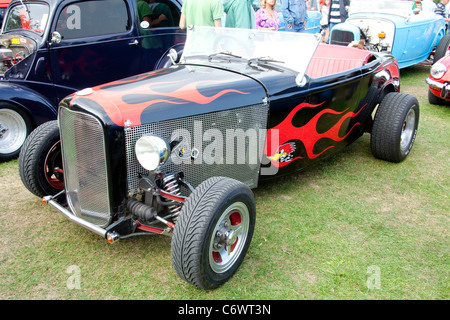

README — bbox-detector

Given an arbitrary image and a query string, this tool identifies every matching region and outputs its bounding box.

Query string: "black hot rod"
[19,26,419,289]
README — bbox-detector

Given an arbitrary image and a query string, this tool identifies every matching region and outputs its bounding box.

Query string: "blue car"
[330,0,447,69]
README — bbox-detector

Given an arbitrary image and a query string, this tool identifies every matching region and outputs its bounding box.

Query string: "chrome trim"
[426,77,445,90]
[43,196,116,241]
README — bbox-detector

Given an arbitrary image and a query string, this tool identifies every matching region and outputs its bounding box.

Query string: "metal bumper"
[42,194,119,243]
[426,78,449,98]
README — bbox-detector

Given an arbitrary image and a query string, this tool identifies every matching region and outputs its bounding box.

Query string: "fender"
[154,43,185,70]
[0,82,57,127]
[431,26,446,51]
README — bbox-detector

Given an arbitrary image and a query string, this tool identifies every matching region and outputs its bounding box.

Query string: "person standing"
[320,0,330,42]
[255,0,281,31]
[436,0,450,32]
[328,0,349,31]
[282,0,308,33]
[179,0,223,29]
[223,0,255,29]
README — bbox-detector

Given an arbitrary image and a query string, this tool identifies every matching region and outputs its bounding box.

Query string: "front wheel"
[19,120,64,198]
[371,92,419,163]
[428,88,445,105]
[171,177,256,289]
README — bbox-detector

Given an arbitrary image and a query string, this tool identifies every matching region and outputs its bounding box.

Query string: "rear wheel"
[0,103,33,162]
[19,120,64,198]
[171,177,256,289]
[371,92,419,163]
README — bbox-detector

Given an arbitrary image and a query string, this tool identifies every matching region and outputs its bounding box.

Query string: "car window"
[56,0,131,40]
[3,3,49,36]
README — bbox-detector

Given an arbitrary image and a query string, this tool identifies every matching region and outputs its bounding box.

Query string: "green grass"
[0,65,448,300]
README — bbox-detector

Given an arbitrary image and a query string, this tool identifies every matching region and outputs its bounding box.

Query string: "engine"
[331,18,395,53]
[0,48,13,74]
[0,35,35,76]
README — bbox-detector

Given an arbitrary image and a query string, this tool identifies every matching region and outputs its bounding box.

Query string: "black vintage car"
[19,27,419,289]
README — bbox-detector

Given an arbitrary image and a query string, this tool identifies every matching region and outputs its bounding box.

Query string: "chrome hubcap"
[400,108,416,152]
[209,202,249,273]
[0,109,27,154]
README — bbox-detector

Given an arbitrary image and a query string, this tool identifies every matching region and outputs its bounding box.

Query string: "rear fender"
[0,82,57,127]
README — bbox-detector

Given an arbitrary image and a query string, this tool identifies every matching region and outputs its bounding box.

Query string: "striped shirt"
[330,0,343,24]
[435,3,446,18]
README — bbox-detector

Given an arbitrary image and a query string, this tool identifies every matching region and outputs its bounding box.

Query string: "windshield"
[3,3,49,36]
[349,0,413,17]
[181,26,321,80]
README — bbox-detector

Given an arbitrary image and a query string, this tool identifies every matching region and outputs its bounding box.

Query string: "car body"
[19,26,419,289]
[329,0,446,69]
[0,0,185,161]
[426,52,450,105]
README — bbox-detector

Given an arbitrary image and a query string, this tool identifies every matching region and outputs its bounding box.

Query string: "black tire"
[19,120,64,198]
[428,88,445,105]
[434,34,450,63]
[0,103,33,162]
[171,177,256,289]
[371,92,419,163]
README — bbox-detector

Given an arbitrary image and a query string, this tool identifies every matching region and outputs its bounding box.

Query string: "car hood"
[65,64,268,128]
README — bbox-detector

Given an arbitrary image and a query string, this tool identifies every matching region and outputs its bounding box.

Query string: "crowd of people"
[177,0,450,37]
[178,0,342,36]
[137,0,450,41]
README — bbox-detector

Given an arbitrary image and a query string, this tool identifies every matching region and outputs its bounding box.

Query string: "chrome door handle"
[129,39,139,45]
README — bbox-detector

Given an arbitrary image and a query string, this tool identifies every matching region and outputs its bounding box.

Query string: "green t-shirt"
[136,0,152,22]
[181,0,223,27]
[223,0,255,29]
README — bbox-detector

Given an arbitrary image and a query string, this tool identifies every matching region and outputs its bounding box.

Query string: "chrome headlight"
[431,63,447,79]
[135,135,170,171]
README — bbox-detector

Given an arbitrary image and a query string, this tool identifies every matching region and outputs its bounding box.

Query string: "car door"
[48,0,140,101]
[136,0,185,71]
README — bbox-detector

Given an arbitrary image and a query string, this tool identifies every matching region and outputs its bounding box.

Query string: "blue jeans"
[286,23,305,32]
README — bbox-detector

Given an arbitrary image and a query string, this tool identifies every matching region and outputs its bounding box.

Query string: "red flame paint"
[265,102,365,167]
[72,77,250,126]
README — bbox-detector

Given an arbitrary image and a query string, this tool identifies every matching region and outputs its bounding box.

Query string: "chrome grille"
[125,104,269,194]
[59,106,112,228]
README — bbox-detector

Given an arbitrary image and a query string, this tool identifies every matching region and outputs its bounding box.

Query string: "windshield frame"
[2,2,50,36]
[180,26,321,84]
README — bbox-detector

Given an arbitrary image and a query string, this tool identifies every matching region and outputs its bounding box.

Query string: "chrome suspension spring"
[162,173,182,219]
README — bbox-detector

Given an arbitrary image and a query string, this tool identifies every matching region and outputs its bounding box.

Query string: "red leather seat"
[306,44,373,78]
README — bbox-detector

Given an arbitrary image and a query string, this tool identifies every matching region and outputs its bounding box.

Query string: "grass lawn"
[0,65,448,300]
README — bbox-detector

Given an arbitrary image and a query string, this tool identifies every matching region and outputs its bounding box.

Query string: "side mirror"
[51,31,62,44]
[168,48,178,65]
